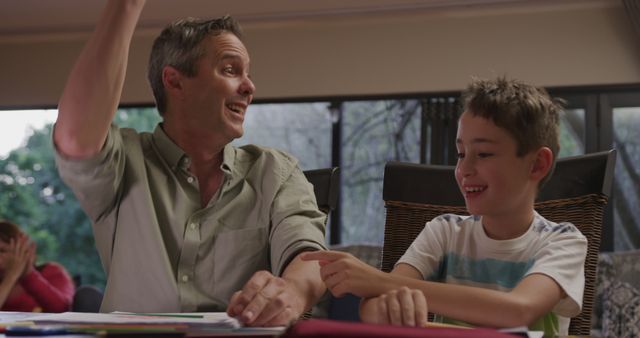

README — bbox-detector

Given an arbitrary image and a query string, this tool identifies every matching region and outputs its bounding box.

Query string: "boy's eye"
[478,153,493,158]
[456,153,465,159]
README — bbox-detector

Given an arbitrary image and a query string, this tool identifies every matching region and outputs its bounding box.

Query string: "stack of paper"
[0,311,286,337]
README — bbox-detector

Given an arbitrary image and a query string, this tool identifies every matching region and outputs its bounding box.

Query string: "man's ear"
[162,66,184,98]
[530,147,553,182]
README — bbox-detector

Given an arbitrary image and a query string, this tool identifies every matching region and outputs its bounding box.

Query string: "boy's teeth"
[466,187,484,192]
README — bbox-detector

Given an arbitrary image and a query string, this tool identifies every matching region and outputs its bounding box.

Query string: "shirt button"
[189,223,197,230]
[181,275,189,282]
[187,177,194,183]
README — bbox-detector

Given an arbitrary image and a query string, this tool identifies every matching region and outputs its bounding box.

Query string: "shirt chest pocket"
[210,227,270,303]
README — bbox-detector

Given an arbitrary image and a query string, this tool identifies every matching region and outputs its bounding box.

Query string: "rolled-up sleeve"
[54,124,125,223]
[269,165,327,276]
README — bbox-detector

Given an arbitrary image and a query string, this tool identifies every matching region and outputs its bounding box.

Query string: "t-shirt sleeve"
[54,124,125,222]
[396,215,450,280]
[526,226,588,317]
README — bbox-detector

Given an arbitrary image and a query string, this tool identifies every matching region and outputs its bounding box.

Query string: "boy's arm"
[300,250,392,298]
[383,264,564,328]
[54,0,145,159]
[359,265,426,326]
[359,286,428,327]
[304,250,565,328]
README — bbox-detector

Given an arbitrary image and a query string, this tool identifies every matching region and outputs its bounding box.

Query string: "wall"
[0,2,639,108]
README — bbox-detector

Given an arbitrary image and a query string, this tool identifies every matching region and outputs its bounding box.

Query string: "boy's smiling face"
[454,111,539,224]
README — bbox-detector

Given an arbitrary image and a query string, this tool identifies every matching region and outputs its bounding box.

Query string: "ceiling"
[0,0,614,38]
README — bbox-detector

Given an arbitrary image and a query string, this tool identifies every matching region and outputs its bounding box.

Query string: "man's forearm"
[282,254,326,311]
[55,0,146,159]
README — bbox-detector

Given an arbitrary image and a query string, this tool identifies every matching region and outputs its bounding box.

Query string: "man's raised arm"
[54,0,146,159]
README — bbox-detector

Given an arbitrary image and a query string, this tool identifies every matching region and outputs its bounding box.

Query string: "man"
[54,0,326,327]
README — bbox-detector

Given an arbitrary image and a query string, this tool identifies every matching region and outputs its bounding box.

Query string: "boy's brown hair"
[461,76,564,188]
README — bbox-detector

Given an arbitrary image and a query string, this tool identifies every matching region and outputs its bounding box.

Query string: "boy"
[302,77,587,336]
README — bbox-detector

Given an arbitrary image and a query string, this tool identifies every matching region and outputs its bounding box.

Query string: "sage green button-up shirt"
[55,124,326,312]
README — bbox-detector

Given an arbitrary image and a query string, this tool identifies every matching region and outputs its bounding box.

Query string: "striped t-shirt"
[397,211,587,336]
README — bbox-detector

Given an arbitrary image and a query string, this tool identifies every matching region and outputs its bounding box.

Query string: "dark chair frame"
[72,284,104,312]
[380,150,616,336]
[302,167,341,320]
[304,167,340,216]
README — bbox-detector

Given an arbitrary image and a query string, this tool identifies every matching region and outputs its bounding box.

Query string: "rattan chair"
[380,150,616,336]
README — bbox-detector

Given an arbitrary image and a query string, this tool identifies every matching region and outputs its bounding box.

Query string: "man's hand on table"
[227,270,305,327]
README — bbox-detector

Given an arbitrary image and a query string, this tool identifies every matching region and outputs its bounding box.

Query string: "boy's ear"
[530,147,553,181]
[162,66,184,98]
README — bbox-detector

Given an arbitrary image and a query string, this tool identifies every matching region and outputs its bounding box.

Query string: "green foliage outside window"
[0,107,160,288]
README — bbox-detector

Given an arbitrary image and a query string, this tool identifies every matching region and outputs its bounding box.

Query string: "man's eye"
[223,66,234,74]
[456,153,465,159]
[478,153,493,158]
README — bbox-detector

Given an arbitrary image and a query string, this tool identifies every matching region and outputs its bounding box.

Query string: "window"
[611,105,640,250]
[552,89,640,251]
[2,85,639,286]
[0,108,160,287]
[234,102,332,170]
[340,100,421,244]
[558,108,585,158]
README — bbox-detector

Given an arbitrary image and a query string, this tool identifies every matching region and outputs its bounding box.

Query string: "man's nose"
[239,76,255,97]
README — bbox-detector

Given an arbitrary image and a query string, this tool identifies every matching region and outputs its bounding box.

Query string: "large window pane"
[341,100,421,244]
[612,107,640,251]
[4,91,628,289]
[234,103,332,170]
[0,107,160,288]
[114,107,161,132]
[558,108,585,158]
[0,109,105,287]
[0,110,57,160]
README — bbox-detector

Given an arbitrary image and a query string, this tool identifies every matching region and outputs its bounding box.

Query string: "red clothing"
[2,262,75,312]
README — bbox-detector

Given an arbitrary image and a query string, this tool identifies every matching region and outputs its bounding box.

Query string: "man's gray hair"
[147,16,242,115]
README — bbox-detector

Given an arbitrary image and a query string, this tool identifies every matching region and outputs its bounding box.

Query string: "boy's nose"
[457,158,476,177]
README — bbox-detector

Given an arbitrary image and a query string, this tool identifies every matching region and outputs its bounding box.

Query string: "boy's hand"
[361,286,428,327]
[300,250,385,298]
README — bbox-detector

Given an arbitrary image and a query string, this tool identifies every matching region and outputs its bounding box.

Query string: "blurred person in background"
[0,220,74,312]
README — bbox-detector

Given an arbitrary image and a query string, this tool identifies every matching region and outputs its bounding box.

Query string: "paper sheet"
[24,311,240,328]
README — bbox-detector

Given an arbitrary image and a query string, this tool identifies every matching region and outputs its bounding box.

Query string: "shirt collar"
[221,144,235,175]
[153,123,239,176]
[152,124,186,171]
